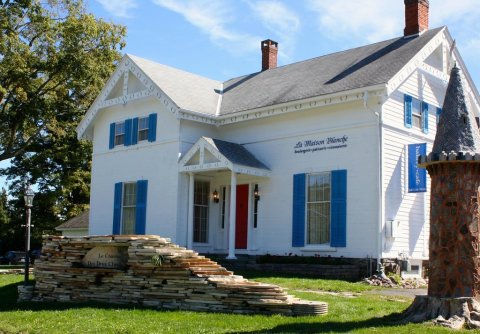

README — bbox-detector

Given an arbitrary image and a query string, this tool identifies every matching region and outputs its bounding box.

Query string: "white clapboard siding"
[381,67,445,259]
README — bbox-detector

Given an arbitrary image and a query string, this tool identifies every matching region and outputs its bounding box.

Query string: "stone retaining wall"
[31,235,327,316]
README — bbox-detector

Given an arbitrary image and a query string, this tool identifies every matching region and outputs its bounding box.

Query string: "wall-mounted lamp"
[254,184,260,201]
[213,189,219,203]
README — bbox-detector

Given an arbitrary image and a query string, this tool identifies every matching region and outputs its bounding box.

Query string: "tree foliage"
[0,0,126,250]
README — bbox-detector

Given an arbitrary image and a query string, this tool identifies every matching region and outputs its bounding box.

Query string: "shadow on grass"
[236,270,344,280]
[235,313,408,333]
[0,280,417,333]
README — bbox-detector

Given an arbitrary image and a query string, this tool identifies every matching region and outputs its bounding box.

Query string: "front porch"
[179,137,270,259]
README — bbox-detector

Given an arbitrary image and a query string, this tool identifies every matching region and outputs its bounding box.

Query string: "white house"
[77,0,480,275]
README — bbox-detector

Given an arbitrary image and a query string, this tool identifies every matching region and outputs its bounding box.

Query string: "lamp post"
[23,185,34,285]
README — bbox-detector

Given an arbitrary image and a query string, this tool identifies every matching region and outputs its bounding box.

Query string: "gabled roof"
[79,26,469,139]
[128,55,221,115]
[56,211,89,230]
[433,66,480,154]
[220,27,443,115]
[179,137,270,176]
[205,137,269,170]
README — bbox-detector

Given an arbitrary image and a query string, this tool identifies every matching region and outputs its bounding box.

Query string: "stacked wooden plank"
[32,235,327,316]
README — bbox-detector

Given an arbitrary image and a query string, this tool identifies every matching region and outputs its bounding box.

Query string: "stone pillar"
[426,162,480,298]
[187,172,194,249]
[227,172,237,259]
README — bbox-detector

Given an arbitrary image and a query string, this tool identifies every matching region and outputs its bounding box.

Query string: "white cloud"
[248,1,300,61]
[307,0,403,43]
[152,0,260,54]
[96,0,138,18]
[430,0,480,26]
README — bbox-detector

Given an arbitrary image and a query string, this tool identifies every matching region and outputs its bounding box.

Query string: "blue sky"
[88,0,480,87]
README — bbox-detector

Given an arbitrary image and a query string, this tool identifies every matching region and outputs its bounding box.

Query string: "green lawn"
[0,273,473,333]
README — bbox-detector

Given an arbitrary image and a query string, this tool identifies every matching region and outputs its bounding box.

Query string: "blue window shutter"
[112,182,123,234]
[421,102,429,134]
[331,170,347,247]
[404,94,412,128]
[124,119,132,146]
[292,173,306,247]
[109,123,115,149]
[148,113,157,142]
[135,180,148,235]
[132,117,139,145]
[436,107,442,124]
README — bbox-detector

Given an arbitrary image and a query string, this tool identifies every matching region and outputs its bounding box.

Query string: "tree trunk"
[403,295,480,329]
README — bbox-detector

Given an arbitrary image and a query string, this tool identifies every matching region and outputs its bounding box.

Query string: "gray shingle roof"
[432,66,480,154]
[56,210,89,230]
[129,54,221,115]
[220,27,443,115]
[204,137,269,170]
[127,28,442,117]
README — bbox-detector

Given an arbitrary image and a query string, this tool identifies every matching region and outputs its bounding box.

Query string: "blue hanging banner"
[408,143,427,193]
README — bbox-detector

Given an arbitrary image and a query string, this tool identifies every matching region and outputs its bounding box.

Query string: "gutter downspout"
[363,91,386,278]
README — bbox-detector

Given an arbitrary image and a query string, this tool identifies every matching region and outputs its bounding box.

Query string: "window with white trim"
[121,182,137,234]
[411,98,422,129]
[114,122,125,146]
[306,173,331,245]
[194,180,209,243]
[138,116,149,142]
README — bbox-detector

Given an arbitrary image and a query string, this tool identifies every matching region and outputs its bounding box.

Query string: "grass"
[0,272,474,333]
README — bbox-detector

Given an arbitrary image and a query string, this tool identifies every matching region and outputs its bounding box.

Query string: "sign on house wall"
[408,143,427,193]
[294,135,348,154]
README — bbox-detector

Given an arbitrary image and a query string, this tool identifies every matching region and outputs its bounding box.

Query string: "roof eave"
[178,84,387,126]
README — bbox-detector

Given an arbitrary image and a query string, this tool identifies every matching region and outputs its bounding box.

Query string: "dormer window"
[114,122,125,146]
[138,117,149,142]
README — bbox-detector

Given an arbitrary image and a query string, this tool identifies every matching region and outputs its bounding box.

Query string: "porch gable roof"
[179,137,270,177]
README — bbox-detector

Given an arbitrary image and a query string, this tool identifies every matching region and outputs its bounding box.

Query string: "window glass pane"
[122,207,136,234]
[115,122,125,145]
[123,183,136,206]
[412,98,422,129]
[194,180,209,243]
[138,117,149,141]
[306,173,331,245]
[122,183,137,235]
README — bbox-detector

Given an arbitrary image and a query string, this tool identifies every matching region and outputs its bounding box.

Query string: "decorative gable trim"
[77,55,181,140]
[387,27,480,112]
[387,28,447,95]
[179,137,271,177]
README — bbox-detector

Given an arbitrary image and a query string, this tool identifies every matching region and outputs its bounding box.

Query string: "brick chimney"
[404,0,429,36]
[261,39,278,71]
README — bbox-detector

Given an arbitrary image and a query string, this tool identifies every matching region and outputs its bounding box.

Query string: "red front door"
[235,184,249,249]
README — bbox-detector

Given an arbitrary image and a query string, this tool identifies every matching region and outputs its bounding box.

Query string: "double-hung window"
[292,170,347,248]
[109,113,157,149]
[306,173,331,244]
[411,98,422,129]
[112,180,148,235]
[114,122,125,146]
[193,180,209,243]
[138,117,149,142]
[404,94,428,133]
[121,183,137,234]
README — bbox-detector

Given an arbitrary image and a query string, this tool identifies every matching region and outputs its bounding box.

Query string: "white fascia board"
[444,29,480,111]
[178,84,386,127]
[386,27,446,97]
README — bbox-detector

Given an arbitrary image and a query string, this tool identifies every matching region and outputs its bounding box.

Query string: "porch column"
[227,171,237,259]
[187,172,194,249]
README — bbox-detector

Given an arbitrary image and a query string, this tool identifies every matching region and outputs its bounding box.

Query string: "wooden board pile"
[33,235,328,316]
